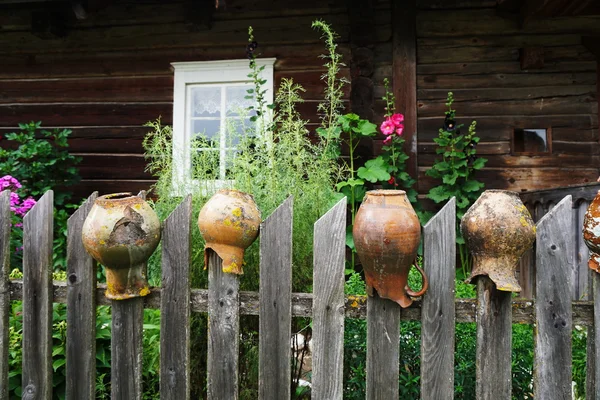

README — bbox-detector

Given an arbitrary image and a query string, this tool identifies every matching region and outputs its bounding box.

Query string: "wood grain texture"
[22,190,54,400]
[393,0,418,181]
[111,190,148,400]
[475,276,512,400]
[66,192,98,400]
[534,195,574,399]
[366,294,400,400]
[421,198,455,400]
[207,250,240,400]
[160,195,192,400]
[0,191,10,400]
[258,197,293,400]
[311,198,346,400]
[576,200,591,300]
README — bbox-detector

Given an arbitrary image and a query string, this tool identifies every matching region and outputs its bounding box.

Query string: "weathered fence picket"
[111,191,146,400]
[22,190,53,400]
[6,188,600,399]
[534,196,574,398]
[207,249,240,400]
[258,197,293,400]
[66,192,98,399]
[0,191,10,400]
[311,198,346,400]
[160,195,192,400]
[421,198,456,400]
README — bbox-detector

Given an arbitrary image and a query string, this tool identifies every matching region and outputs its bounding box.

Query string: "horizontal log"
[0,44,352,79]
[519,182,600,206]
[553,141,600,154]
[418,34,582,49]
[77,154,151,180]
[416,60,597,76]
[416,141,511,155]
[418,95,597,117]
[418,167,600,192]
[71,179,156,200]
[417,8,600,37]
[418,85,596,102]
[416,0,496,9]
[6,280,595,325]
[419,153,600,168]
[418,72,597,89]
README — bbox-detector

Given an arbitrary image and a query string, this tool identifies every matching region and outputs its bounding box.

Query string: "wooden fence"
[1,189,599,399]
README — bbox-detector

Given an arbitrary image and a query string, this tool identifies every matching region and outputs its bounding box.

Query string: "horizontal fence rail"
[2,189,600,399]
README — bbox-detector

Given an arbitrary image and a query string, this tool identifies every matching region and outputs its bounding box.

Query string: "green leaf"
[357,119,377,136]
[53,358,66,372]
[462,180,483,192]
[427,186,451,203]
[346,226,355,250]
[442,171,459,185]
[336,178,364,191]
[435,161,450,171]
[472,157,487,170]
[357,157,391,183]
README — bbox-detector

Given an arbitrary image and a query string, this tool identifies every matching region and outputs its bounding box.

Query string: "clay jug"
[82,193,161,300]
[461,190,535,292]
[198,189,261,274]
[583,190,600,272]
[353,190,428,308]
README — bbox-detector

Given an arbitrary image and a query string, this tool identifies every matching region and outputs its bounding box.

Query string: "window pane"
[191,149,220,180]
[191,86,221,117]
[514,128,549,153]
[226,85,254,116]
[192,120,220,147]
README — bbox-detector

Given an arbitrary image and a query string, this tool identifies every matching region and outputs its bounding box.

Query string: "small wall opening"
[512,128,552,155]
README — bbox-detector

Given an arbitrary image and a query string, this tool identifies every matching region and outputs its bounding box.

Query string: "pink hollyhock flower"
[383,135,392,145]
[395,125,404,136]
[380,119,395,135]
[391,113,404,127]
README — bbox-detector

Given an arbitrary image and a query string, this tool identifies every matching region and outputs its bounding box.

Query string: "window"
[171,58,276,193]
[512,128,552,155]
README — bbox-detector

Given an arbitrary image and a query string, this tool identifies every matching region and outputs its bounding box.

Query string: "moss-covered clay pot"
[353,190,428,308]
[583,190,600,272]
[82,193,161,300]
[461,190,535,292]
[198,189,261,274]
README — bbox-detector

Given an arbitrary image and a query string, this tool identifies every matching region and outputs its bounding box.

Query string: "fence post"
[207,249,240,400]
[111,191,146,400]
[66,192,98,399]
[258,197,293,400]
[0,191,11,400]
[534,195,573,398]
[22,190,53,400]
[160,195,192,399]
[312,198,346,400]
[421,197,456,400]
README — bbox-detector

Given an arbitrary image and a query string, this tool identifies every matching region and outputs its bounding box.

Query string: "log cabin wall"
[412,0,600,196]
[0,0,391,200]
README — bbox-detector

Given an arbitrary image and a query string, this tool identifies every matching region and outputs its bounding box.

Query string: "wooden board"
[22,190,54,400]
[0,191,10,400]
[160,195,193,399]
[66,192,98,399]
[311,198,346,400]
[534,196,574,398]
[258,197,293,399]
[207,251,240,400]
[421,198,456,400]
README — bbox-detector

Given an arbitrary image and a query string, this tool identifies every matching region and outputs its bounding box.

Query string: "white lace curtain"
[192,85,254,116]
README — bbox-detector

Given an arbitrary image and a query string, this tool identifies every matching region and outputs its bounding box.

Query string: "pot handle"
[405,262,429,298]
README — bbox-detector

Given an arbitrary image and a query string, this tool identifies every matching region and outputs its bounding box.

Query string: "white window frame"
[171,58,276,194]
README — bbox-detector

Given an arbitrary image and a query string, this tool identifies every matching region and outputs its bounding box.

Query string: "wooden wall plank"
[475,276,512,400]
[366,295,401,399]
[311,198,346,400]
[258,197,293,400]
[393,0,418,181]
[110,191,148,400]
[417,72,597,89]
[419,154,600,169]
[160,195,192,400]
[590,272,600,398]
[207,250,240,400]
[576,200,591,300]
[0,191,10,400]
[534,195,574,398]
[66,192,98,399]
[21,190,53,400]
[421,198,456,400]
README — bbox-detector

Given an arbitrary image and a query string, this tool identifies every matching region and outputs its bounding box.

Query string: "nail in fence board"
[160,195,192,400]
[22,190,54,400]
[258,197,293,400]
[312,198,346,400]
[421,198,456,400]
[111,191,146,400]
[534,196,573,399]
[66,192,98,399]
[475,276,512,400]
[0,191,10,400]
[207,250,240,400]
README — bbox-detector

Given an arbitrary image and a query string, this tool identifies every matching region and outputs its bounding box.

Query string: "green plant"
[425,92,486,275]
